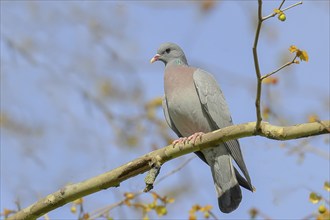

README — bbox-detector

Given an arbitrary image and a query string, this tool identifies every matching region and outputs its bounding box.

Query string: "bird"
[150,42,254,213]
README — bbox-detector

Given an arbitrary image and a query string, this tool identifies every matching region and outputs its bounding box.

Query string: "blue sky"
[1,1,329,219]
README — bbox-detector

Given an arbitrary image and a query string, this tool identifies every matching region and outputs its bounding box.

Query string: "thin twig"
[208,210,219,220]
[278,0,286,10]
[89,156,195,219]
[282,1,303,13]
[262,1,303,21]
[155,156,196,184]
[260,56,297,80]
[253,0,264,131]
[286,139,330,161]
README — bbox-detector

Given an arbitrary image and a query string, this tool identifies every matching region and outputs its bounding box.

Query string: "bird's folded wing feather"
[193,69,253,190]
[162,96,182,137]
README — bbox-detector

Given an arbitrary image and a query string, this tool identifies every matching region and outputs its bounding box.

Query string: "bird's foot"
[172,132,204,147]
[187,132,204,145]
[172,137,189,147]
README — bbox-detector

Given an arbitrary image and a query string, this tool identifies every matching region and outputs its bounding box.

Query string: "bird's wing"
[193,69,253,190]
[163,95,211,165]
[162,95,182,137]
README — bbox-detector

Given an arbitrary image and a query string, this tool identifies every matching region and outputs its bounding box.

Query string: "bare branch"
[278,0,286,10]
[8,120,330,220]
[253,0,264,131]
[253,0,303,131]
[89,156,195,219]
[281,1,303,13]
[262,1,303,21]
[260,56,297,80]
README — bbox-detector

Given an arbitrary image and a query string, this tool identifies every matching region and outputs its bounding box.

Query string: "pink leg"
[172,137,189,146]
[172,132,204,147]
[187,132,204,144]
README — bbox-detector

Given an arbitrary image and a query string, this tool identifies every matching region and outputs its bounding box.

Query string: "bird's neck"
[166,58,188,67]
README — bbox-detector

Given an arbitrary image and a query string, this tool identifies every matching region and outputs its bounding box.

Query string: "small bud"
[324,181,330,191]
[318,205,326,214]
[309,192,322,204]
[70,206,77,213]
[278,13,286,21]
[148,202,156,209]
[204,212,210,218]
[124,192,135,199]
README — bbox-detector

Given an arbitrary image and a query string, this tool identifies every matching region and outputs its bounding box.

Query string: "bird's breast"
[164,66,212,136]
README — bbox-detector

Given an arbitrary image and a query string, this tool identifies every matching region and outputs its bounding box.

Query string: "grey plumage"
[151,42,253,213]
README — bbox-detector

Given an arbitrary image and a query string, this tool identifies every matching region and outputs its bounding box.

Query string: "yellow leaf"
[99,81,112,97]
[145,205,152,212]
[289,46,309,62]
[142,215,149,220]
[200,205,213,212]
[82,213,90,220]
[189,214,197,220]
[324,181,330,191]
[126,136,138,147]
[200,0,216,12]
[309,192,322,204]
[124,192,135,200]
[273,9,281,14]
[145,97,162,109]
[249,208,258,218]
[262,107,271,120]
[150,191,159,200]
[3,209,15,217]
[262,77,278,85]
[148,202,156,209]
[190,205,201,212]
[73,198,84,205]
[300,50,309,62]
[289,45,298,53]
[317,210,330,220]
[204,212,210,218]
[0,113,9,126]
[155,206,167,216]
[308,114,319,123]
[166,198,175,203]
[124,199,131,206]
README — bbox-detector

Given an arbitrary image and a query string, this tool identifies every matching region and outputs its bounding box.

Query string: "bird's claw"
[187,132,204,145]
[172,132,204,147]
[172,137,189,147]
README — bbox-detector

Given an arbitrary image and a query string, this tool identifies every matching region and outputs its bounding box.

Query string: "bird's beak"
[150,54,160,63]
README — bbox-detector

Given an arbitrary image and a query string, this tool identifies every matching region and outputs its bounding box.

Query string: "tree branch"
[8,121,330,220]
[262,1,303,21]
[253,0,303,131]
[253,0,264,131]
[260,55,297,80]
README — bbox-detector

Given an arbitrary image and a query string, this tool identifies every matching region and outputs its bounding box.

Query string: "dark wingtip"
[218,184,242,213]
[234,167,254,192]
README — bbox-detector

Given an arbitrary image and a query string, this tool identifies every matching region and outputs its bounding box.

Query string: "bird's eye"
[165,48,171,54]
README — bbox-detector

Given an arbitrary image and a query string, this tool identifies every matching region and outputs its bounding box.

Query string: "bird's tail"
[202,147,241,213]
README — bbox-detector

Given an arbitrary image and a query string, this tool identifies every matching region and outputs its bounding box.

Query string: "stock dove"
[150,42,253,213]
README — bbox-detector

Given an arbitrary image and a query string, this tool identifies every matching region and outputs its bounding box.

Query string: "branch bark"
[252,0,303,131]
[8,120,330,220]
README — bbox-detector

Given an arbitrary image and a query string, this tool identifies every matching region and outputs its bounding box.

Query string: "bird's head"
[150,42,188,66]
